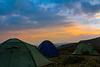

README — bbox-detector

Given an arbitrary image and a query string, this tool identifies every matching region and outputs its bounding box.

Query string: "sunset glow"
[0,0,100,45]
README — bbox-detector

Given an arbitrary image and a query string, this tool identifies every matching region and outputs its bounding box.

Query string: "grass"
[42,44,100,67]
[43,52,100,67]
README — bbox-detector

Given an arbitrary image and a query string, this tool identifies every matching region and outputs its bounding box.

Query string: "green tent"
[0,38,51,67]
[72,43,99,55]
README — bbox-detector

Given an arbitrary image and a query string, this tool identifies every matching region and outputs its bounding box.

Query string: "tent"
[0,38,51,67]
[38,40,59,58]
[72,43,99,55]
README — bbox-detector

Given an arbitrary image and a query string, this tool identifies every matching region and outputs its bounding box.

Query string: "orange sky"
[0,0,100,46]
[0,22,100,45]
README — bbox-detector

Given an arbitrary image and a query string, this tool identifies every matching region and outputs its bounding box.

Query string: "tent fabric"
[72,43,99,55]
[26,45,51,67]
[38,40,59,58]
[0,38,51,67]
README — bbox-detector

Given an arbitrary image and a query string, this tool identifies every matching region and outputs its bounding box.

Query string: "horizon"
[0,36,100,46]
[0,0,100,45]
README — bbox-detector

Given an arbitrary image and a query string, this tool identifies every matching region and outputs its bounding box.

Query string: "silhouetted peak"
[79,37,100,44]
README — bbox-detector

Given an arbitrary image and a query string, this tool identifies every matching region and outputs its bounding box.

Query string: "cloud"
[81,1,100,14]
[83,0,100,5]
[0,0,99,32]
[0,21,100,44]
[0,13,68,31]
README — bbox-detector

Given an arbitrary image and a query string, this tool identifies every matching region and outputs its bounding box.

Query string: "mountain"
[79,37,100,45]
[79,37,100,52]
[58,43,78,54]
[58,37,100,54]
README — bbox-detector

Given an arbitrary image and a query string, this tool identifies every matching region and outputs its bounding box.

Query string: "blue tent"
[38,40,59,58]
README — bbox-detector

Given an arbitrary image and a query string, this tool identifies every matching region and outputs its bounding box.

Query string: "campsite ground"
[43,55,100,67]
[43,38,100,67]
[43,46,100,67]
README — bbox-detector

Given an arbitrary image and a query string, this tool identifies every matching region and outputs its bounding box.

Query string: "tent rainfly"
[72,43,99,55]
[38,40,59,58]
[0,38,51,67]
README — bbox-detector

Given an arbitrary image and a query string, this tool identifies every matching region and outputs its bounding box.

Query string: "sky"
[0,0,100,45]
